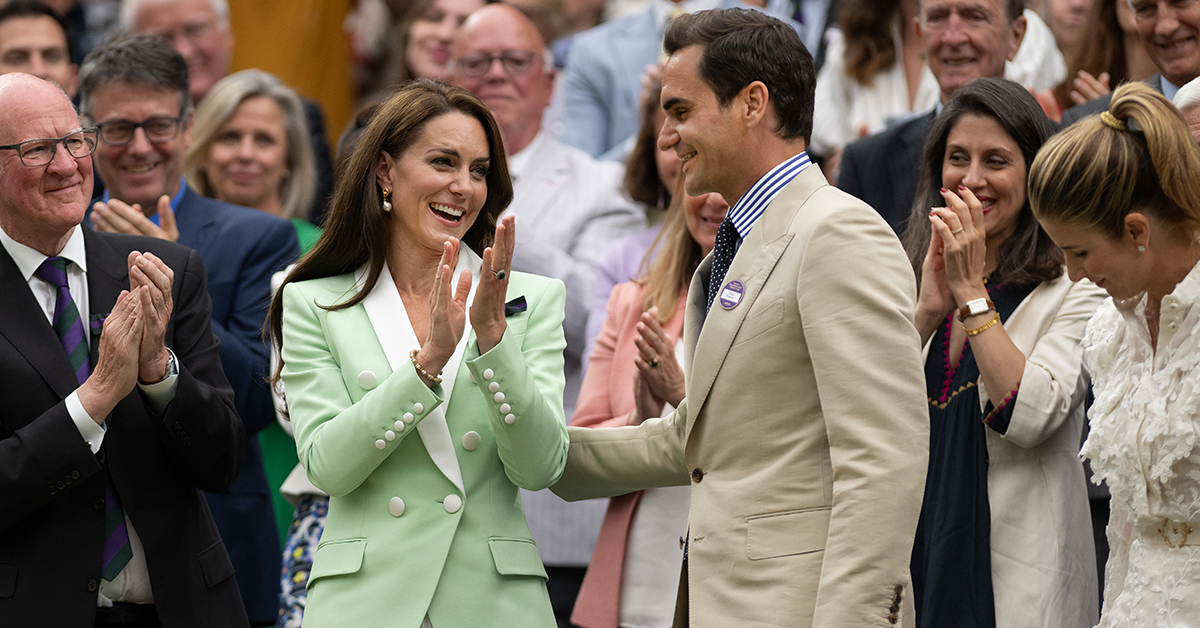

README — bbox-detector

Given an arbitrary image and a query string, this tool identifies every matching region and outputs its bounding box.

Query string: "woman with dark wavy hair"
[268,79,568,627]
[903,77,1103,628]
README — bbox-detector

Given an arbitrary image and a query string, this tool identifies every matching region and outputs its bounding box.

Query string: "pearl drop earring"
[1137,245,1145,252]
[381,187,392,213]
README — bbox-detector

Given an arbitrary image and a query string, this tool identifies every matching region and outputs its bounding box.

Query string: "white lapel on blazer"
[358,248,481,493]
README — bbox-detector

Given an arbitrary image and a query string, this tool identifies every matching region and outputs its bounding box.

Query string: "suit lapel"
[509,136,566,228]
[173,187,217,254]
[0,239,80,398]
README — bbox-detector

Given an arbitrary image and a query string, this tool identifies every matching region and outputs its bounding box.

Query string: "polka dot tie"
[706,218,739,312]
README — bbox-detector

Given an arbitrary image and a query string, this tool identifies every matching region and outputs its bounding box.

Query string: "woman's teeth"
[431,203,463,217]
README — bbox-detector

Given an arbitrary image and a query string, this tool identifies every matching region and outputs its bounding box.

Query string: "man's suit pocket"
[746,507,830,560]
[197,538,236,587]
[308,538,367,587]
[488,537,548,580]
[732,298,784,347]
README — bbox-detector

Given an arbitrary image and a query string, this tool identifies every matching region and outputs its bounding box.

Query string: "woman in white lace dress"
[1029,82,1200,627]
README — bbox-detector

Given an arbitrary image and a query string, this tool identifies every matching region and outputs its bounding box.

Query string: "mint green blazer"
[280,266,569,628]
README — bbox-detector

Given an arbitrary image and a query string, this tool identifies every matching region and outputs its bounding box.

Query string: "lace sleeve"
[1097,493,1133,628]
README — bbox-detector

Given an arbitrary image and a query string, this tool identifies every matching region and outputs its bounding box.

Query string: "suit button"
[388,496,406,517]
[48,486,57,495]
[504,413,516,424]
[87,580,98,592]
[357,370,377,389]
[403,412,414,423]
[413,402,424,414]
[499,403,511,414]
[462,431,480,451]
[71,470,80,479]
[488,382,500,392]
[691,468,704,483]
[394,420,405,431]
[64,476,73,485]
[384,430,396,441]
[56,481,65,490]
[94,498,105,511]
[444,494,462,513]
[493,392,505,403]
[375,439,387,450]
[483,368,494,380]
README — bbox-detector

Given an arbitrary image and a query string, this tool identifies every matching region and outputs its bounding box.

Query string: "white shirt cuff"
[138,348,178,414]
[66,391,106,454]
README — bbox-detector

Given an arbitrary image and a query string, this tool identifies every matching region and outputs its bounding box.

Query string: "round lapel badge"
[719,280,744,310]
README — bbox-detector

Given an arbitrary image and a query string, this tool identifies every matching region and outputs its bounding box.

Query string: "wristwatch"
[958,298,996,321]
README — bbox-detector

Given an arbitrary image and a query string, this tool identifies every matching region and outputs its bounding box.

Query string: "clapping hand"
[916,186,988,342]
[633,308,685,407]
[470,215,515,354]
[76,288,145,423]
[419,237,473,383]
[91,196,179,242]
[127,251,174,383]
[629,371,664,426]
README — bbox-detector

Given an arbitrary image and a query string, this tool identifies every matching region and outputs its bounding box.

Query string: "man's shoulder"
[182,190,297,244]
[844,111,932,159]
[572,7,653,48]
[91,229,195,265]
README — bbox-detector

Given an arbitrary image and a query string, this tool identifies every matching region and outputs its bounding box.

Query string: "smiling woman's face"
[941,113,1027,245]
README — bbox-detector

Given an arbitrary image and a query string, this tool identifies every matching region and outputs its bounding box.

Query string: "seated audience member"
[79,34,299,627]
[185,69,320,251]
[555,0,796,160]
[902,77,1103,628]
[124,0,335,223]
[362,0,487,97]
[449,5,645,623]
[0,1,77,96]
[1059,0,1200,125]
[1046,0,1156,115]
[0,72,248,628]
[1175,76,1200,140]
[585,79,680,361]
[570,178,728,628]
[838,0,1027,234]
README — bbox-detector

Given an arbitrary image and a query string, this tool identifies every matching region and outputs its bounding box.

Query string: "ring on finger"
[650,358,659,368]
[951,227,964,235]
[491,269,506,280]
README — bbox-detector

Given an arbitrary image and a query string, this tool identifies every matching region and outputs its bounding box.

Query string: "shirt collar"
[1162,76,1181,102]
[100,177,188,225]
[0,221,88,281]
[726,151,811,240]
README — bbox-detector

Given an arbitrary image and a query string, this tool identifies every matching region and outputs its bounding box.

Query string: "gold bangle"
[410,349,443,384]
[964,312,1001,337]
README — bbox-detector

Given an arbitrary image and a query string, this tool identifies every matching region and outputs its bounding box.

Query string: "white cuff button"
[384,430,396,441]
[488,381,500,392]
[499,403,511,414]
[388,496,406,517]
[483,368,494,380]
[395,420,405,431]
[403,412,414,423]
[444,494,462,513]
[374,439,386,450]
[462,431,480,451]
[413,402,424,414]
[504,413,516,424]
[357,370,377,389]
[493,392,505,403]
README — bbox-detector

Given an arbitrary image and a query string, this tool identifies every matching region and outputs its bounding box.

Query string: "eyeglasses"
[95,116,186,145]
[452,50,542,78]
[0,128,98,167]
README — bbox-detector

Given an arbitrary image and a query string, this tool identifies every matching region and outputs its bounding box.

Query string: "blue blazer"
[87,186,300,623]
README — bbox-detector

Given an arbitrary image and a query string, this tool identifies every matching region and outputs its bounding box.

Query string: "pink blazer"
[569,281,687,628]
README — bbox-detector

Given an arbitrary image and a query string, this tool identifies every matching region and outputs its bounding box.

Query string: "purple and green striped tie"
[35,256,133,581]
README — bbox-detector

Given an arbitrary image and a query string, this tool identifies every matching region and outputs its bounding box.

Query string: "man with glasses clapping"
[78,33,299,628]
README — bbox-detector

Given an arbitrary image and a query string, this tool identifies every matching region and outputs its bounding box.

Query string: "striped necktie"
[34,257,133,581]
[706,218,739,312]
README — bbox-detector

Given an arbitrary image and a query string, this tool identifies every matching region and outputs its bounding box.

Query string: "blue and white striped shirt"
[726,151,812,249]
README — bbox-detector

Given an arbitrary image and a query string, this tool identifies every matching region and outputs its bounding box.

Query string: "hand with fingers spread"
[417,237,472,384]
[470,214,515,354]
[918,186,990,342]
[91,195,179,242]
[1070,71,1111,106]
[633,308,685,407]
[127,251,175,382]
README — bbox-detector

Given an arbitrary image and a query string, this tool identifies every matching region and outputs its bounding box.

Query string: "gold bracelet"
[410,349,443,384]
[964,312,1001,337]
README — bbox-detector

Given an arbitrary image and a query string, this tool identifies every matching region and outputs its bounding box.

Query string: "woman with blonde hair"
[1029,82,1200,627]
[185,69,320,249]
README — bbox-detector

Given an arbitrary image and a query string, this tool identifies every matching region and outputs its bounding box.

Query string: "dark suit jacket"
[1059,74,1164,128]
[0,227,248,627]
[170,186,299,623]
[837,109,936,236]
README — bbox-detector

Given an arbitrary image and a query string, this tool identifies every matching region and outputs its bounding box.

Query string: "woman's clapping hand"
[471,215,515,354]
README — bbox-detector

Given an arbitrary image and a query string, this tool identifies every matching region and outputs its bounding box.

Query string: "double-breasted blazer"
[552,165,931,628]
[279,259,571,628]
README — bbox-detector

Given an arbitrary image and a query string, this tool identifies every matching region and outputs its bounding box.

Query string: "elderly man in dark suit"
[0,72,247,627]
[79,34,298,627]
[837,0,1027,234]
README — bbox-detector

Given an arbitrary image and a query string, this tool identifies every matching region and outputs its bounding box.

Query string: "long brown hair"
[267,79,512,376]
[1030,82,1200,239]
[639,177,706,322]
[838,0,900,86]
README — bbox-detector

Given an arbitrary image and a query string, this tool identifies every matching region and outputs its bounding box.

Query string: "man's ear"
[1007,14,1027,62]
[742,80,770,129]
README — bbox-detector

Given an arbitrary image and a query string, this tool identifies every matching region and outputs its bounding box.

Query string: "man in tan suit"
[550,8,930,627]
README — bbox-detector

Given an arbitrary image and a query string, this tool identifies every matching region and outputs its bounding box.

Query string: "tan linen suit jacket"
[552,165,930,628]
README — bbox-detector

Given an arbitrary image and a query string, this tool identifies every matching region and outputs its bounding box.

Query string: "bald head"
[450,4,552,155]
[0,73,93,255]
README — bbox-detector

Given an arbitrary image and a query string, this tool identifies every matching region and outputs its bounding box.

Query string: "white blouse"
[1082,260,1200,627]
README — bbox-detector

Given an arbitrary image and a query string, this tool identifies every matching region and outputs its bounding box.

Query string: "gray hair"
[1174,76,1200,113]
[120,0,230,30]
[77,33,191,120]
[185,69,316,220]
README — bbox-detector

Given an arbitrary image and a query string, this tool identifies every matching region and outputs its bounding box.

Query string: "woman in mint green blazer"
[268,80,569,628]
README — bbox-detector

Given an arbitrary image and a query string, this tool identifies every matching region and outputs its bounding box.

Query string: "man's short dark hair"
[663,8,815,143]
[0,1,74,61]
[77,33,191,119]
